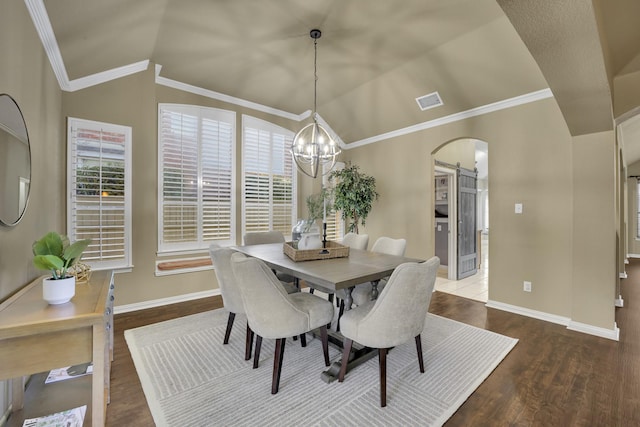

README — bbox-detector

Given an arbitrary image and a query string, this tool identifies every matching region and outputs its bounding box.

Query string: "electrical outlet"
[523,281,532,292]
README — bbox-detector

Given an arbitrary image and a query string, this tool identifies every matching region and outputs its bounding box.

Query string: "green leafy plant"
[329,162,379,233]
[32,231,91,280]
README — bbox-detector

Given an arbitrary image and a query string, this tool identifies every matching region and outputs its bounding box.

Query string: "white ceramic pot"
[298,232,322,250]
[42,276,76,305]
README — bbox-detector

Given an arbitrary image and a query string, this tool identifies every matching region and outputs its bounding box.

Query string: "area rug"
[125,309,517,427]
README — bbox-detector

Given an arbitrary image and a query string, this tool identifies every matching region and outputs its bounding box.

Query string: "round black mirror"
[0,94,31,226]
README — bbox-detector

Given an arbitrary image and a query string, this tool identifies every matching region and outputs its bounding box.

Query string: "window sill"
[155,256,213,276]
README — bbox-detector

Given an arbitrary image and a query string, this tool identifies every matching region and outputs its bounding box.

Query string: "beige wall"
[614,70,640,118]
[62,67,305,307]
[0,0,64,301]
[571,131,617,329]
[342,98,615,330]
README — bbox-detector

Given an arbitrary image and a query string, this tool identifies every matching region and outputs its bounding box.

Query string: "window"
[323,161,345,241]
[67,118,132,270]
[158,104,236,253]
[242,115,296,238]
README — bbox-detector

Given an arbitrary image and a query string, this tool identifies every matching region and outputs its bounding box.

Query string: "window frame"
[67,117,133,271]
[241,115,297,239]
[157,103,236,254]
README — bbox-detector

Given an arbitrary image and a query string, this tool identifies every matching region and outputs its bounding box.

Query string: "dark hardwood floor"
[107,260,640,426]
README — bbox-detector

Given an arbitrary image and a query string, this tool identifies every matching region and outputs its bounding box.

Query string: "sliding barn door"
[457,166,477,279]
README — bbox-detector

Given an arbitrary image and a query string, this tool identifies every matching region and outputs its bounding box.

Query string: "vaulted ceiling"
[32,0,639,151]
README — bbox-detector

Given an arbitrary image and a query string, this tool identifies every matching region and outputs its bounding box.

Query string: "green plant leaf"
[33,254,64,272]
[63,239,91,266]
[32,231,64,257]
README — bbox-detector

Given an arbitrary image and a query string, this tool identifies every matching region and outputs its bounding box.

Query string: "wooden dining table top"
[232,243,423,292]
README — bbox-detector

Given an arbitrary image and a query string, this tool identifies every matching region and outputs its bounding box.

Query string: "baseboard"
[627,253,640,259]
[485,300,570,326]
[0,404,10,427]
[114,289,221,314]
[620,271,628,279]
[486,300,620,341]
[615,296,624,307]
[567,321,619,341]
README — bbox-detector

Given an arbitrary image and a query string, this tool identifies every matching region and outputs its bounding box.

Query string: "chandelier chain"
[314,37,318,118]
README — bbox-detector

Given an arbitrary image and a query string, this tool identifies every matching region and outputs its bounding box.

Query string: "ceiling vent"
[415,91,443,111]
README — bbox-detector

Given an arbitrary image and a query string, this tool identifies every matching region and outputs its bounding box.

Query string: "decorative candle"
[323,194,326,223]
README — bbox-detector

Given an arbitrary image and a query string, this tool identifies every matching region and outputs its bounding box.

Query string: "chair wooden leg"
[224,312,235,344]
[415,334,425,373]
[272,338,286,394]
[327,294,334,329]
[320,325,330,366]
[253,335,263,369]
[245,324,254,361]
[309,288,315,294]
[338,338,353,382]
[300,333,307,347]
[337,300,345,332]
[379,348,388,407]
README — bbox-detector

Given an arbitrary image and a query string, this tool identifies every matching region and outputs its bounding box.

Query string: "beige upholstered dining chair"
[209,244,297,360]
[338,256,440,407]
[336,236,407,313]
[243,230,296,284]
[230,252,335,394]
[308,232,369,303]
[243,230,285,245]
[341,232,369,251]
[351,236,407,305]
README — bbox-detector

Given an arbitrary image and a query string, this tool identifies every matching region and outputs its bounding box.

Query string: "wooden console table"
[0,270,114,426]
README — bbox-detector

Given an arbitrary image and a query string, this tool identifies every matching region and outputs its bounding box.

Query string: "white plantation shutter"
[159,104,235,252]
[242,115,296,237]
[67,118,132,270]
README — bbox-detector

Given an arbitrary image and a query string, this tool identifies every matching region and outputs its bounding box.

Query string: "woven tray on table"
[283,241,349,262]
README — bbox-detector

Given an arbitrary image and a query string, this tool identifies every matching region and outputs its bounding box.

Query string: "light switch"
[515,203,523,214]
[437,225,442,231]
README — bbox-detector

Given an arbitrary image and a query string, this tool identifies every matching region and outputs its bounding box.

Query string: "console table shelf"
[0,270,114,426]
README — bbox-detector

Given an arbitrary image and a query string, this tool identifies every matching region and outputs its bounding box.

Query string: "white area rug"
[125,309,517,427]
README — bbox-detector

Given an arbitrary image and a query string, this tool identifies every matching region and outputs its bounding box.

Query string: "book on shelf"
[22,405,86,427]
[44,363,93,384]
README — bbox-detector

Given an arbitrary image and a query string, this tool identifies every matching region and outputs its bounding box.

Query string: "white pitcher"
[298,232,322,250]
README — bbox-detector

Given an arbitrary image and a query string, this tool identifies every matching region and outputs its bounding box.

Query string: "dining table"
[232,242,423,382]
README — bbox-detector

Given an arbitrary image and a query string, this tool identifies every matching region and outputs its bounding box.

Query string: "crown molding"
[154,64,304,122]
[68,60,150,91]
[25,0,70,90]
[345,88,554,149]
[25,0,149,91]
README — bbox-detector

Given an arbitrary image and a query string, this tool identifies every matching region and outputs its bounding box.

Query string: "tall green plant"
[329,162,379,233]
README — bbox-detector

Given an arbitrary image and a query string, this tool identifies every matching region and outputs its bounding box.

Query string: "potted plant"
[329,162,379,233]
[32,231,91,304]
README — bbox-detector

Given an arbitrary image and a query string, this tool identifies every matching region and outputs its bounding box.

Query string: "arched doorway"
[432,138,489,302]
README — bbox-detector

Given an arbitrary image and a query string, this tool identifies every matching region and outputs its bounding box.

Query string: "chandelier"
[291,29,341,178]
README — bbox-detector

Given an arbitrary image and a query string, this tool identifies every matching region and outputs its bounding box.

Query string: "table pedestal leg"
[371,280,380,300]
[344,286,354,311]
